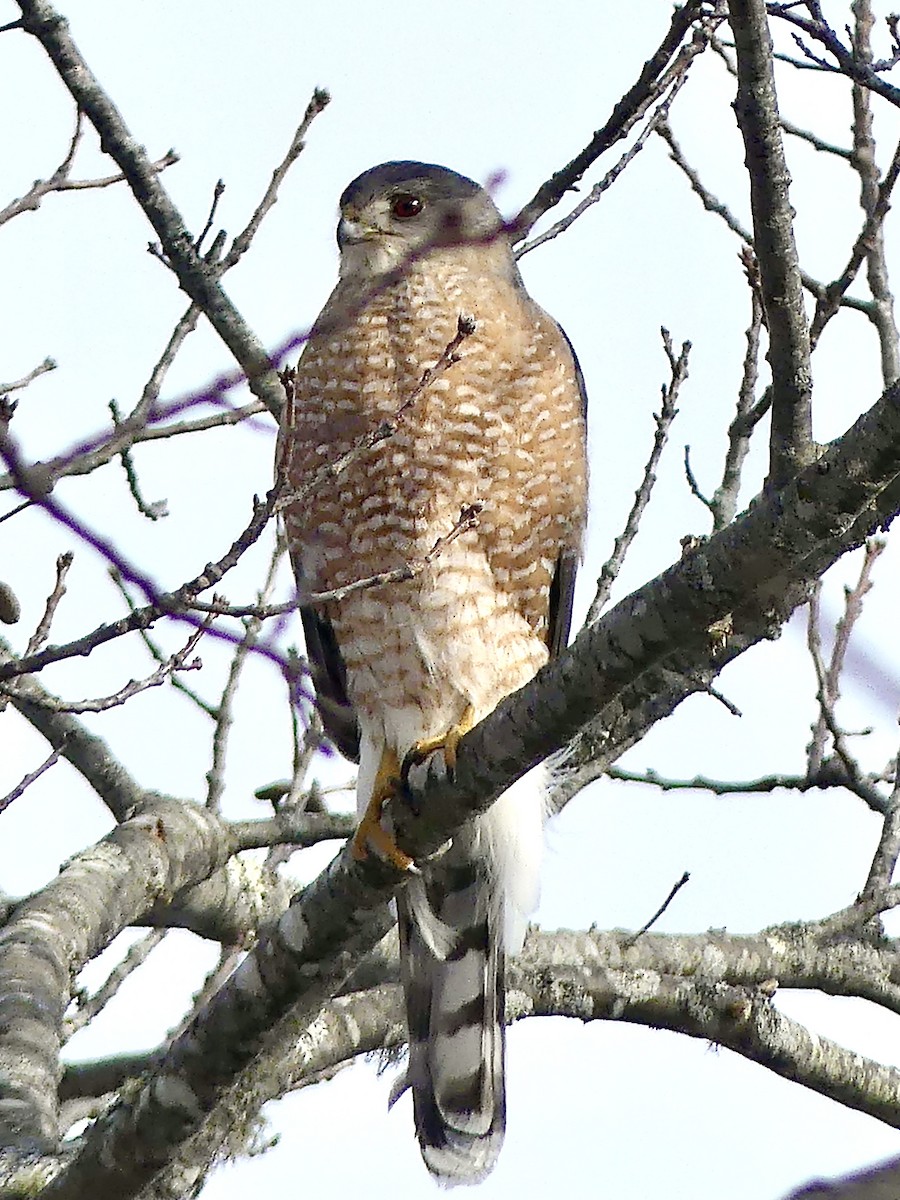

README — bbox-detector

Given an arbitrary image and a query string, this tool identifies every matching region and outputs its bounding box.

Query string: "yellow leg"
[351,745,415,871]
[403,703,477,778]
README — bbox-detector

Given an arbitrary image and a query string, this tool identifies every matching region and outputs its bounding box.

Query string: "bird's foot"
[351,745,416,871]
[402,703,477,782]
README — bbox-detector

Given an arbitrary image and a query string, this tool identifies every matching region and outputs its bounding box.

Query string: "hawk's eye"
[390,193,423,220]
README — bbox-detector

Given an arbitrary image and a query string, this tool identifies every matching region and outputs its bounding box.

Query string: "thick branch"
[730,0,813,485]
[0,798,233,1149]
[35,367,900,1197]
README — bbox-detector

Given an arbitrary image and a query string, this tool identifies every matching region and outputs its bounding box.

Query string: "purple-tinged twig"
[0,448,284,682]
[0,741,66,816]
[587,330,689,622]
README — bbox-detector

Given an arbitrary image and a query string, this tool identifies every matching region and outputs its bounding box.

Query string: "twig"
[624,871,691,946]
[232,809,356,852]
[0,109,177,227]
[657,119,872,319]
[0,357,57,393]
[195,180,225,254]
[683,444,712,509]
[189,597,293,620]
[0,637,148,820]
[220,88,330,272]
[709,261,766,529]
[587,330,689,621]
[807,540,886,780]
[712,33,854,157]
[16,0,285,417]
[206,538,286,810]
[64,931,167,1037]
[25,552,73,656]
[607,761,888,809]
[277,316,476,517]
[769,3,900,110]
[14,399,266,495]
[863,763,900,898]
[516,70,693,258]
[0,476,283,683]
[300,502,484,605]
[108,400,167,520]
[513,0,714,237]
[809,133,900,358]
[283,707,325,816]
[846,1,900,385]
[731,0,813,486]
[107,567,218,719]
[0,742,66,816]
[2,625,207,714]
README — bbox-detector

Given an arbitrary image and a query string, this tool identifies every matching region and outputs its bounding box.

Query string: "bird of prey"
[278,160,587,1184]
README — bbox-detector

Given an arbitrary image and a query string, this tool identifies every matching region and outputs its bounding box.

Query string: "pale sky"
[2,2,900,1197]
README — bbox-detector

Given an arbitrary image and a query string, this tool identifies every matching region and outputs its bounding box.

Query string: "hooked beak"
[337,213,377,249]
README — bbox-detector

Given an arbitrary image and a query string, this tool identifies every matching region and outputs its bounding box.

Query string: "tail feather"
[398,833,506,1185]
[397,767,547,1186]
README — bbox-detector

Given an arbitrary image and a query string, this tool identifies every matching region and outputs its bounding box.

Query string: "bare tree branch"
[514,0,716,237]
[730,0,814,485]
[15,0,293,419]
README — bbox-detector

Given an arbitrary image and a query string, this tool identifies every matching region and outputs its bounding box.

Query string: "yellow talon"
[403,703,477,777]
[351,746,415,871]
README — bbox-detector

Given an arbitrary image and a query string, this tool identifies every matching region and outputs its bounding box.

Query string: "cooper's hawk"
[279,161,587,1184]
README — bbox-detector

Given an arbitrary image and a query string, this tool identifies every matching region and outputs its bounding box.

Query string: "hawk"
[279,161,588,1184]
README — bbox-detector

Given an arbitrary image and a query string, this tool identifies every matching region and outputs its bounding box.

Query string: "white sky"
[2,2,900,1197]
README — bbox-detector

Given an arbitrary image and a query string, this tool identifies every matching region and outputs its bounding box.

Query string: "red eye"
[390,193,423,220]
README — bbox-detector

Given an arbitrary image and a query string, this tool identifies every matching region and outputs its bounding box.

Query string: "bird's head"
[336,161,507,278]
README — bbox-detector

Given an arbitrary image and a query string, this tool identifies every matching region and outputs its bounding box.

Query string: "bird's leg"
[403,703,477,780]
[351,745,415,871]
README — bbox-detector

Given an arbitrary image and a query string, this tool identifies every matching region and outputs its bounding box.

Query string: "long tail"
[396,767,547,1186]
